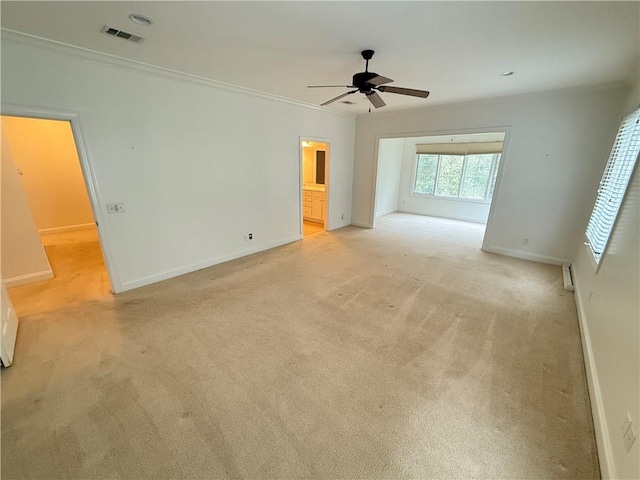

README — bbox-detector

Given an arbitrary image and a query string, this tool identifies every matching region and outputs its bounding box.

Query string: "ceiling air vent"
[102,25,145,44]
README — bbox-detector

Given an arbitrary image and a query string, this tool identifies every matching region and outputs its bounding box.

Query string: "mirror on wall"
[315,151,325,185]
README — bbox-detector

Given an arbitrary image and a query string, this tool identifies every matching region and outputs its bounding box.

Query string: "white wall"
[1,116,94,233]
[571,78,639,479]
[353,85,627,264]
[374,138,403,217]
[396,138,493,224]
[1,33,355,292]
[1,130,53,286]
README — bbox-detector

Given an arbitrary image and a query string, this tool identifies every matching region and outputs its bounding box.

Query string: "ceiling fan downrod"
[361,49,374,72]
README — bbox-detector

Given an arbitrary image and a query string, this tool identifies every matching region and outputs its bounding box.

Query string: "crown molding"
[1,29,356,120]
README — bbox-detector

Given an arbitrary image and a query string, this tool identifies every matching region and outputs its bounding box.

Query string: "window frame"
[411,152,501,204]
[584,107,640,272]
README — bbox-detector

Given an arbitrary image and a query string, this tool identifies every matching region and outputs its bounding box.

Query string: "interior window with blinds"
[413,141,502,202]
[585,107,640,266]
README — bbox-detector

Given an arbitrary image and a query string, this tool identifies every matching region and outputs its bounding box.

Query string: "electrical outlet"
[624,425,636,452]
[622,412,633,436]
[107,202,126,214]
[248,233,253,240]
[244,233,253,241]
[522,237,529,245]
[341,213,344,220]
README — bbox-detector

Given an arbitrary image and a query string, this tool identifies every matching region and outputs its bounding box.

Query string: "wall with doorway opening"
[354,85,628,264]
[2,35,355,291]
[2,116,94,233]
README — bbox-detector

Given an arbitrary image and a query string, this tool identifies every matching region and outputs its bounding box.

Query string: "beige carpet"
[1,214,599,479]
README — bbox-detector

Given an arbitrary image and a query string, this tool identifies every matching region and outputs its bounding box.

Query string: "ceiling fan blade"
[308,85,354,88]
[320,90,357,106]
[368,75,394,86]
[377,86,430,98]
[366,91,386,108]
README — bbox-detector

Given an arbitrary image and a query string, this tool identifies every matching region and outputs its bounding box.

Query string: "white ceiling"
[2,1,638,114]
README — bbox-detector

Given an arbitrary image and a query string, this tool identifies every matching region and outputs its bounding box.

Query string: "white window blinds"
[585,107,640,265]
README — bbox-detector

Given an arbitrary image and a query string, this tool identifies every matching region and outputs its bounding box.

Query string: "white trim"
[573,274,616,479]
[121,235,301,292]
[1,103,122,293]
[481,245,569,266]
[397,208,486,224]
[1,30,355,120]
[38,223,95,235]
[350,221,372,228]
[375,208,397,218]
[4,270,54,288]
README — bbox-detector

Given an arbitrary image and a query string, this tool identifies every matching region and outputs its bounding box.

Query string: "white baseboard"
[481,245,569,266]
[4,269,54,287]
[350,221,372,228]
[39,223,95,235]
[375,208,397,218]
[327,221,351,232]
[397,208,486,224]
[573,274,615,479]
[120,235,301,292]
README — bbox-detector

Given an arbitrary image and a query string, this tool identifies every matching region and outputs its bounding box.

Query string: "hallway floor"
[8,226,111,317]
[303,220,324,236]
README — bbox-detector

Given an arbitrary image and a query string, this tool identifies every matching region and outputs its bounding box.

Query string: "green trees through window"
[414,155,438,195]
[413,153,501,202]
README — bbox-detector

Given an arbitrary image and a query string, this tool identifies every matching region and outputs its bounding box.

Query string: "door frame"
[1,103,121,292]
[299,136,331,235]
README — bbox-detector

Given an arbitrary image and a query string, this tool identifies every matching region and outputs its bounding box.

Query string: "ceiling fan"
[308,49,430,109]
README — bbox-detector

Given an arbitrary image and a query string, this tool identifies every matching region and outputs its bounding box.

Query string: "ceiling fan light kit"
[308,50,430,110]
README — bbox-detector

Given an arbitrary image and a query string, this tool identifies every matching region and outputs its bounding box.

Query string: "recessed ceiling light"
[499,71,514,77]
[129,14,153,26]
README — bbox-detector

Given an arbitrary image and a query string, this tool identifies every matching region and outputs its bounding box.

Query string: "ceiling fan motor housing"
[352,71,379,92]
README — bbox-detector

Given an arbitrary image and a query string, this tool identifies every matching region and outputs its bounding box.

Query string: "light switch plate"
[107,203,126,214]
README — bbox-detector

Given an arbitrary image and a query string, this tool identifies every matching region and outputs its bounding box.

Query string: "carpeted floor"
[1,214,599,479]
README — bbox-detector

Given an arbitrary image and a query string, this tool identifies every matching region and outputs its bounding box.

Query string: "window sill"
[409,192,492,205]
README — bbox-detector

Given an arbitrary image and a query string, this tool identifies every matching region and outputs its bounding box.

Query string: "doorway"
[372,130,509,248]
[300,139,329,236]
[1,115,112,317]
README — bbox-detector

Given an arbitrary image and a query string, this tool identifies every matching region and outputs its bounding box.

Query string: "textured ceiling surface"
[2,1,638,114]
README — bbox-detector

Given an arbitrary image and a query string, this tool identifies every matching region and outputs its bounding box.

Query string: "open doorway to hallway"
[1,115,111,318]
[300,139,329,237]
